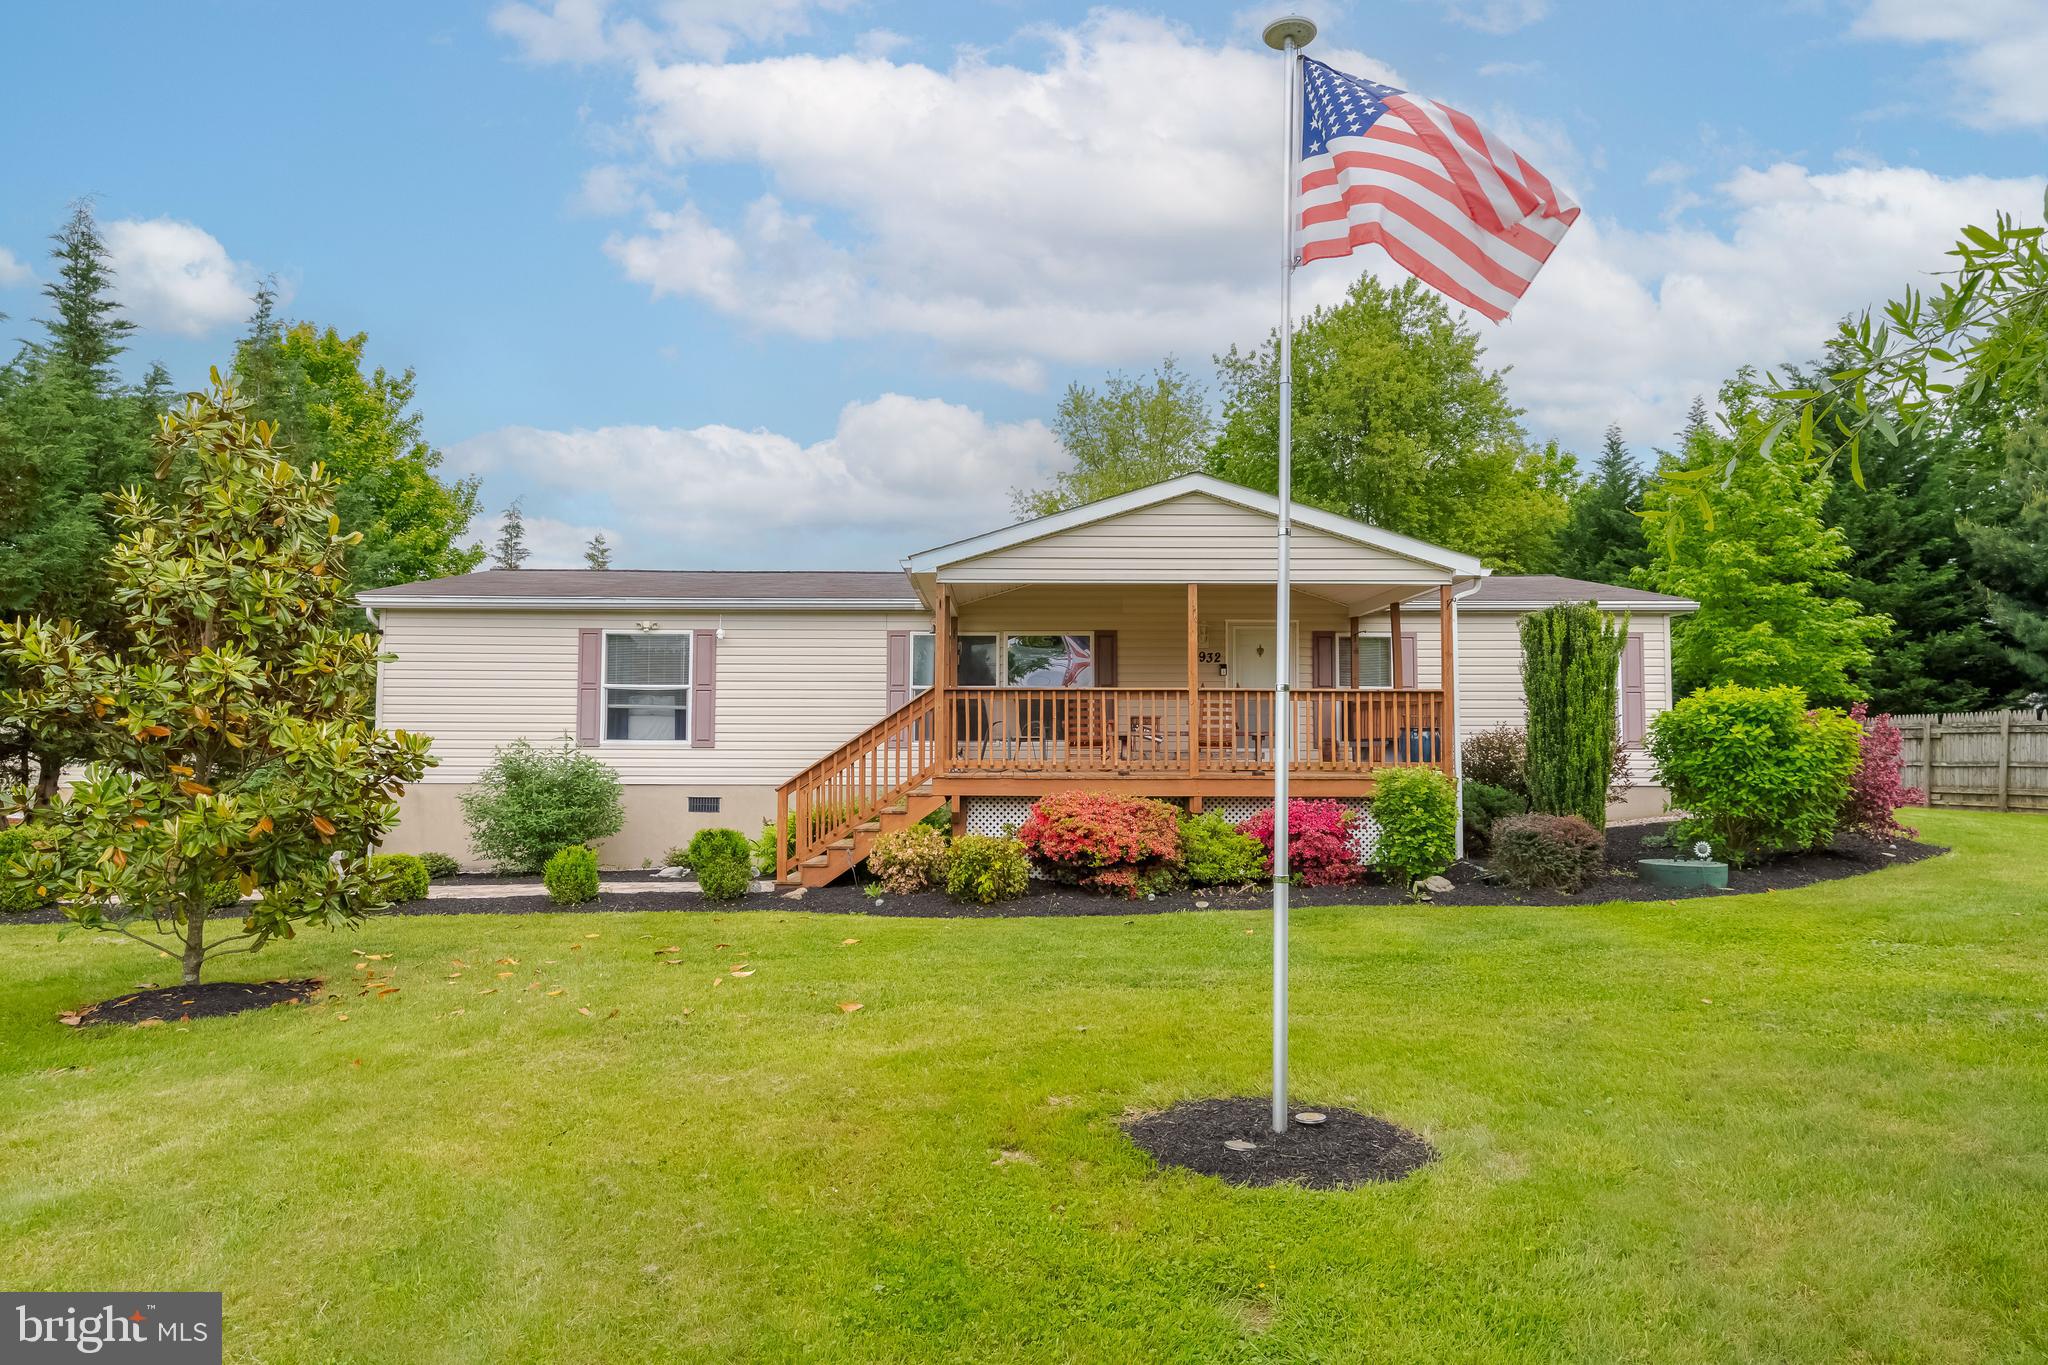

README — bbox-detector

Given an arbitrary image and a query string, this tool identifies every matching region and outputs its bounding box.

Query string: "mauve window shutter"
[1401,633,1419,690]
[691,629,717,748]
[1622,632,1646,744]
[885,630,910,712]
[1094,631,1118,687]
[576,630,602,747]
[1311,632,1335,688]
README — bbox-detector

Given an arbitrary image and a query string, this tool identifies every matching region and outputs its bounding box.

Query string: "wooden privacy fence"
[1893,709,2048,812]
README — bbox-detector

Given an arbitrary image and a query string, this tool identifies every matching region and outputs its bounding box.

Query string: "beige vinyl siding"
[1455,609,1676,781]
[377,607,928,785]
[941,494,1452,586]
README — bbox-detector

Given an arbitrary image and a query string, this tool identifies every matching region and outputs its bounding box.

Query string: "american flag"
[1296,57,1578,321]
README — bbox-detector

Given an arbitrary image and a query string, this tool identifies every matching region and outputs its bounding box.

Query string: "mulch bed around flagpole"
[1121,1097,1437,1189]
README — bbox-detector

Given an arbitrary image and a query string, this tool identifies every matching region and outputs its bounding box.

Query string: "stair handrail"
[774,689,939,884]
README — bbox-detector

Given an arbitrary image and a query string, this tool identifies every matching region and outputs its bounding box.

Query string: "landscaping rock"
[1417,875,1455,895]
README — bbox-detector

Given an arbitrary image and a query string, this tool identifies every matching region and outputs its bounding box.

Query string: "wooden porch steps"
[786,785,944,888]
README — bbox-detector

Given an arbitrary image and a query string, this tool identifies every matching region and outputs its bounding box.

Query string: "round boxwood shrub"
[694,853,752,901]
[367,853,430,903]
[0,826,50,913]
[946,834,1030,905]
[1462,780,1527,856]
[542,845,600,906]
[460,739,624,873]
[866,825,948,895]
[1490,812,1605,892]
[1370,766,1458,889]
[1647,684,1861,864]
[1178,810,1267,887]
[418,851,461,881]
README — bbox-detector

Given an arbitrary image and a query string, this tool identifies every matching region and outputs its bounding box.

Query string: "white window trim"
[1346,631,1397,689]
[601,629,692,745]
[911,630,935,694]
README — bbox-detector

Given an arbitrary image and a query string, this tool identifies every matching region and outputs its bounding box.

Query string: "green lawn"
[3,809,2045,1363]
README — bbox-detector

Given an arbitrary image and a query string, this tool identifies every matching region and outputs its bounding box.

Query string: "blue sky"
[3,1,2043,569]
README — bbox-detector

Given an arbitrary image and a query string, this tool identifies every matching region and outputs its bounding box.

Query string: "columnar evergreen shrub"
[418,851,461,881]
[542,845,599,905]
[1647,684,1861,864]
[460,738,624,873]
[1460,726,1528,797]
[945,835,1030,904]
[1015,791,1181,897]
[866,825,948,895]
[1238,799,1364,886]
[1178,811,1267,886]
[1491,813,1604,892]
[1842,703,1922,840]
[367,853,429,903]
[1521,603,1628,827]
[1369,767,1458,888]
[1461,780,1527,856]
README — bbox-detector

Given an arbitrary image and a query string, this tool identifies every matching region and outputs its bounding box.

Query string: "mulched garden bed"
[1121,1097,1437,1189]
[60,977,323,1027]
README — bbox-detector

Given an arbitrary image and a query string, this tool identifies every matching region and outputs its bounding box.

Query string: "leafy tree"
[1209,275,1568,571]
[1960,404,2048,691]
[585,532,612,570]
[0,376,435,985]
[492,501,529,570]
[460,738,623,872]
[1012,358,1211,516]
[233,319,482,592]
[1520,602,1627,828]
[41,202,135,387]
[1553,424,1650,586]
[1642,378,1890,704]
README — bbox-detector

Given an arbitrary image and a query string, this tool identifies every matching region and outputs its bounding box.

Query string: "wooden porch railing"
[774,688,938,885]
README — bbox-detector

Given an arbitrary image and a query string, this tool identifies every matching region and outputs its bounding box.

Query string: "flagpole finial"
[1261,14,1316,49]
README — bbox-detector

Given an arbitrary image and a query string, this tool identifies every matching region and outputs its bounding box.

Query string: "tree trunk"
[181,903,206,987]
[33,752,62,807]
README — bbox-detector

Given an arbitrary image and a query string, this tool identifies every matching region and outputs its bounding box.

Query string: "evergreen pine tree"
[584,533,612,570]
[493,502,530,570]
[1553,424,1650,586]
[1962,409,2048,692]
[41,202,134,386]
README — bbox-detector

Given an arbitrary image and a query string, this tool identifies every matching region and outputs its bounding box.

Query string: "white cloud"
[1852,0,2048,128]
[1484,162,2044,451]
[491,0,853,65]
[102,218,260,337]
[471,508,620,568]
[1477,59,1542,77]
[573,163,654,216]
[451,394,1063,564]
[0,247,31,288]
[1437,1,1550,35]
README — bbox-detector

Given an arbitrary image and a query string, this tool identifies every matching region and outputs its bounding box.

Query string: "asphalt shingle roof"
[358,569,918,604]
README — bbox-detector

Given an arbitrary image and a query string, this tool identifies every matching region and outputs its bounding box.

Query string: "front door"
[1230,623,1278,688]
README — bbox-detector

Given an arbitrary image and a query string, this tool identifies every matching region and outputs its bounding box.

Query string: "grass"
[2,808,2046,1363]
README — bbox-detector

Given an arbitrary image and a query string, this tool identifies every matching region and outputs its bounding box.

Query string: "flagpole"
[1262,13,1314,1137]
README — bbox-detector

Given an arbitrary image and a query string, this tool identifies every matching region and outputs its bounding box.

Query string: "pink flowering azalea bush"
[1016,791,1182,897]
[1237,799,1364,886]
[1842,703,1922,840]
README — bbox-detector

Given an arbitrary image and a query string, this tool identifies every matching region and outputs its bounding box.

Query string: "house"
[362,475,1694,878]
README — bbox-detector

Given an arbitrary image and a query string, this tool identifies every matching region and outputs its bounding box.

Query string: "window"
[1004,633,1094,688]
[604,633,689,741]
[956,634,999,686]
[1354,635,1393,687]
[911,632,935,693]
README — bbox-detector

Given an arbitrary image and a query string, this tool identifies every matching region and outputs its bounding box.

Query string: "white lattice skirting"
[961,795,1378,863]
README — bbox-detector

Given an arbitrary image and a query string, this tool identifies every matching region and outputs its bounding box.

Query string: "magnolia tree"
[0,374,434,985]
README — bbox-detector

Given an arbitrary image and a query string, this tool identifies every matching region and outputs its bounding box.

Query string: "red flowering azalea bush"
[1015,791,1182,897]
[1842,703,1922,840]
[1237,799,1365,886]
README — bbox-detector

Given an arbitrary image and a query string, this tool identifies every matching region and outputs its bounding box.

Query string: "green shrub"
[751,814,796,877]
[1491,813,1605,892]
[1371,766,1459,889]
[1647,684,1860,864]
[0,827,49,912]
[1461,725,1528,797]
[695,854,751,900]
[202,880,245,909]
[1521,603,1628,827]
[1178,810,1267,886]
[542,845,600,905]
[460,739,624,873]
[663,845,691,869]
[685,826,750,869]
[1462,780,1527,856]
[367,853,430,903]
[866,825,948,895]
[418,851,461,881]
[946,835,1030,905]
